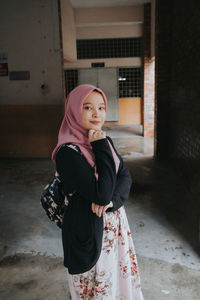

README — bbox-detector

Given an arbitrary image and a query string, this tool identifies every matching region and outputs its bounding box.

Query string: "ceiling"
[70,0,151,8]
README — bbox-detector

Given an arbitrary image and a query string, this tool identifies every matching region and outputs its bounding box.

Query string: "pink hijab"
[52,84,120,178]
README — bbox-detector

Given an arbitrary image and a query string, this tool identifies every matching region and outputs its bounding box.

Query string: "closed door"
[78,68,119,121]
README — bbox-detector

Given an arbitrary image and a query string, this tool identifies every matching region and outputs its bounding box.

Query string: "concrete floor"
[0,125,199,300]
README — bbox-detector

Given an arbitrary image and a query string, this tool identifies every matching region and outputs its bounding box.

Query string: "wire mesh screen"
[77,38,142,59]
[118,68,142,97]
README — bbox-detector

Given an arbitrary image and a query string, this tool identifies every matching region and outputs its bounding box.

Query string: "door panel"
[78,68,119,121]
[98,68,118,121]
[78,69,97,86]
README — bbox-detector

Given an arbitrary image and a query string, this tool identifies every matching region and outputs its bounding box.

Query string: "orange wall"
[105,97,142,125]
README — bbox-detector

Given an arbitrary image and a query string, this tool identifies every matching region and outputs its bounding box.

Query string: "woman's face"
[81,91,106,131]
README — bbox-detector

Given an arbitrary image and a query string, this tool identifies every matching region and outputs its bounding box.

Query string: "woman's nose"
[92,108,99,117]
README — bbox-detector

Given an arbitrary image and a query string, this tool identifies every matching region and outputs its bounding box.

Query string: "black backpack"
[40,144,81,228]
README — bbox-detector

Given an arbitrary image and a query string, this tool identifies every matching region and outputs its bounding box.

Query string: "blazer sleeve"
[106,136,132,212]
[55,138,117,206]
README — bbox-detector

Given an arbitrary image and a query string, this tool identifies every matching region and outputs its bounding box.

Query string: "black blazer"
[56,136,132,274]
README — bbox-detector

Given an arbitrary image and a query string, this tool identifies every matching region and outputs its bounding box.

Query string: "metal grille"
[77,38,142,59]
[118,68,142,97]
[64,69,78,96]
[64,68,142,98]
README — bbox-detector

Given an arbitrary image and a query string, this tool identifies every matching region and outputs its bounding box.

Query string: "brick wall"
[156,0,200,242]
[143,3,155,137]
[143,57,155,136]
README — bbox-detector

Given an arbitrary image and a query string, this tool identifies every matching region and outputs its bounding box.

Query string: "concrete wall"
[75,6,143,24]
[0,0,63,105]
[0,0,64,157]
[76,24,142,39]
[65,58,141,69]
[64,5,143,68]
[60,0,77,62]
[156,0,200,239]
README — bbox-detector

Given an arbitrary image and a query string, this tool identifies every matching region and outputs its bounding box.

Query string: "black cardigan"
[56,136,132,274]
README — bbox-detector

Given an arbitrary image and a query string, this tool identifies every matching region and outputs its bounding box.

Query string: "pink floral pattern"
[67,206,144,299]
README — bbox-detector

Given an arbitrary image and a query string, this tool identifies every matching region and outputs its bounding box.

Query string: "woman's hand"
[88,129,106,143]
[91,202,113,218]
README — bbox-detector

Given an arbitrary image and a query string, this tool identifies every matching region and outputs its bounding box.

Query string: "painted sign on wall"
[0,63,8,76]
[9,71,30,80]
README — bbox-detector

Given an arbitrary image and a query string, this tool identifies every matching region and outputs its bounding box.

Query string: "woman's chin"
[90,124,102,131]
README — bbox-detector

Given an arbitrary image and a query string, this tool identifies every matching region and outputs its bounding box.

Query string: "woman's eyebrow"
[83,102,105,105]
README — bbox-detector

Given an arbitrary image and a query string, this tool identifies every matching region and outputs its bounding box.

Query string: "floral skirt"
[67,206,144,300]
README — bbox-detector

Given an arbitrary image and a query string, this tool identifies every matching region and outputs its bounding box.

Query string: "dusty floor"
[0,125,199,300]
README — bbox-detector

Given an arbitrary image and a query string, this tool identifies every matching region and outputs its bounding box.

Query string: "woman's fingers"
[91,202,95,213]
[102,205,107,214]
[91,202,113,217]
[88,130,95,142]
[88,130,106,142]
[102,201,113,214]
[96,205,103,218]
[91,203,103,217]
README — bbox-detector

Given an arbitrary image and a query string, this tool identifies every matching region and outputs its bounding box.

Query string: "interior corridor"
[0,126,199,300]
[0,0,200,299]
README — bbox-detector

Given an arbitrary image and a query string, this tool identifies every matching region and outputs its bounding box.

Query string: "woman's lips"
[90,121,101,125]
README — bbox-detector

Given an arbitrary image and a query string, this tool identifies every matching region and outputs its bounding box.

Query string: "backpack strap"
[66,144,81,153]
[55,143,82,177]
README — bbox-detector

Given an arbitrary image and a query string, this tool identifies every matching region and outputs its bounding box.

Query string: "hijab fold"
[52,84,120,178]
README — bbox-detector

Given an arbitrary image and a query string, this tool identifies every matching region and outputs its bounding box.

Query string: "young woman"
[52,84,144,299]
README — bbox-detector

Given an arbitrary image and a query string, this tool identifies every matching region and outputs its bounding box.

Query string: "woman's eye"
[84,106,91,110]
[99,106,105,110]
